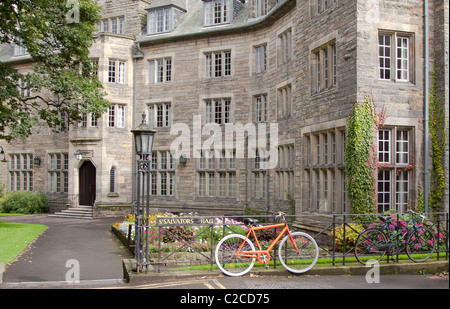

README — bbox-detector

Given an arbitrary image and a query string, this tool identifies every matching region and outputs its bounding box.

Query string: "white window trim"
[147,7,174,35]
[205,50,232,78]
[378,32,413,83]
[107,104,126,128]
[204,0,232,27]
[148,102,172,128]
[148,58,172,84]
[108,60,126,84]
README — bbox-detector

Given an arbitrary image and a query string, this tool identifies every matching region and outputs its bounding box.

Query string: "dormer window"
[147,7,174,35]
[204,0,232,26]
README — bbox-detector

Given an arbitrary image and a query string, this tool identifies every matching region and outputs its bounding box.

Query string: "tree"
[0,0,109,141]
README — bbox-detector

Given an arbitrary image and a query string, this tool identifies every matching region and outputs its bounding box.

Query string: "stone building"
[1,0,448,217]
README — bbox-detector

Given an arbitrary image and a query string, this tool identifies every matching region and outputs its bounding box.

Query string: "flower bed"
[113,212,249,254]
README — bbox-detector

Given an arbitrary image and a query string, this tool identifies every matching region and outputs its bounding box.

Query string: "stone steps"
[48,205,93,219]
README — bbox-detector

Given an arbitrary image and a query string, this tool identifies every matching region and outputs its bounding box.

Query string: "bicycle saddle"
[244,218,259,226]
[378,215,392,222]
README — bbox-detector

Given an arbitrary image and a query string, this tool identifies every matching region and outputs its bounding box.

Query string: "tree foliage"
[0,0,109,140]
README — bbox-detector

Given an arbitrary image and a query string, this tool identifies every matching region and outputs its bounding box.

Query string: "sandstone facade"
[1,0,448,216]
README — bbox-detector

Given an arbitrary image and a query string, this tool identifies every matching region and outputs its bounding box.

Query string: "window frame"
[48,153,69,193]
[147,7,174,35]
[204,98,232,125]
[108,60,126,84]
[148,102,172,128]
[205,50,232,78]
[148,57,173,84]
[378,31,414,83]
[312,41,337,93]
[107,104,126,129]
[376,127,414,213]
[254,43,268,74]
[204,0,232,27]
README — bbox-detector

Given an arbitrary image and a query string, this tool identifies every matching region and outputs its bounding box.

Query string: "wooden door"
[79,161,96,206]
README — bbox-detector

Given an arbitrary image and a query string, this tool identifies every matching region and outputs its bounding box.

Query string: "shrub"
[329,223,365,252]
[0,191,48,214]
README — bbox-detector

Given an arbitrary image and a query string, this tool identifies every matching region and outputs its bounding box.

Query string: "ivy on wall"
[428,60,448,214]
[344,95,377,222]
[345,94,386,222]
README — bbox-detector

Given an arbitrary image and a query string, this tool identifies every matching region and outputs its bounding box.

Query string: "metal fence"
[123,212,449,273]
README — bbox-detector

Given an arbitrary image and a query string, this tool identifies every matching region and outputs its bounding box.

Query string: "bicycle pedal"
[265,264,269,270]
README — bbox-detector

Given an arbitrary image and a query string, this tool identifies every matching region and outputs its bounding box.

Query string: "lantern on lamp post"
[131,112,156,273]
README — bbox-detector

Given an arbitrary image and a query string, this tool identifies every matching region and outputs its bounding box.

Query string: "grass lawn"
[0,220,47,266]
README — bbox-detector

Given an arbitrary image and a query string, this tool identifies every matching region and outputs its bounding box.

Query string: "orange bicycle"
[215,212,319,276]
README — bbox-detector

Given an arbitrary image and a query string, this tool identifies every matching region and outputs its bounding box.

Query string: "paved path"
[0,214,131,283]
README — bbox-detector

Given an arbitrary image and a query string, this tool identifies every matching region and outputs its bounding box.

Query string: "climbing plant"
[428,60,448,214]
[344,94,383,222]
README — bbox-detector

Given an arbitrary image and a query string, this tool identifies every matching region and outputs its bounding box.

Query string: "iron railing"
[123,212,449,273]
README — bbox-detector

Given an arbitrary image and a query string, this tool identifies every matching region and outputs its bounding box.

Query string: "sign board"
[156,217,217,226]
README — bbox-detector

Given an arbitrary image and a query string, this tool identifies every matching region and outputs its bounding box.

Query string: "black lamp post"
[131,112,156,273]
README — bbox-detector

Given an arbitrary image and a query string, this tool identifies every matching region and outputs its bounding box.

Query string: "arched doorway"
[79,160,96,206]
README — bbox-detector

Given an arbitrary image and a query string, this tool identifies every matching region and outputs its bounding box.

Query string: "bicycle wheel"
[215,234,256,277]
[354,227,387,265]
[278,232,319,274]
[406,228,436,262]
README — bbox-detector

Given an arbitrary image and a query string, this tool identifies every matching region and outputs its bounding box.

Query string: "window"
[277,84,292,118]
[92,59,99,77]
[108,104,125,128]
[254,149,267,199]
[98,17,125,34]
[378,129,391,163]
[313,41,337,93]
[103,19,109,32]
[255,44,268,73]
[109,167,116,193]
[81,113,98,128]
[149,151,175,196]
[148,7,173,34]
[279,28,292,64]
[314,0,336,15]
[254,94,268,123]
[276,145,295,200]
[48,153,68,193]
[56,112,69,133]
[198,150,236,198]
[148,103,171,128]
[108,60,126,84]
[204,0,231,26]
[251,0,270,18]
[19,77,31,98]
[204,99,231,124]
[376,127,413,213]
[148,58,172,83]
[205,50,232,78]
[14,43,28,56]
[378,32,413,82]
[9,154,33,191]
[304,128,347,213]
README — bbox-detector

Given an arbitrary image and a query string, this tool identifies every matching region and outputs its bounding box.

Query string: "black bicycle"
[354,210,436,265]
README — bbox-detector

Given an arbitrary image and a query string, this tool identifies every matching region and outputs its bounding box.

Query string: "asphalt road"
[1,273,448,290]
[1,214,448,293]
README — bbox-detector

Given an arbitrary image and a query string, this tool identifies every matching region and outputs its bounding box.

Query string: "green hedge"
[0,191,49,214]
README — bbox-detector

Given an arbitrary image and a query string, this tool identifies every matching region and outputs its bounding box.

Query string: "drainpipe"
[132,42,144,205]
[423,0,429,214]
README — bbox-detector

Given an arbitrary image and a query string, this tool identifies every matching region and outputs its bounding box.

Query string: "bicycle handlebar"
[273,211,287,222]
[407,209,426,223]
